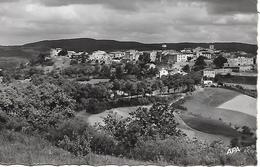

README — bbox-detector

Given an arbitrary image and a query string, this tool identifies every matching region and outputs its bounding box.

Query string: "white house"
[147,63,156,69]
[125,50,140,62]
[224,57,254,67]
[50,48,62,57]
[203,80,213,86]
[90,50,112,64]
[203,69,216,78]
[200,52,212,59]
[239,65,253,72]
[176,53,188,62]
[110,51,125,59]
[159,68,169,78]
[150,51,157,62]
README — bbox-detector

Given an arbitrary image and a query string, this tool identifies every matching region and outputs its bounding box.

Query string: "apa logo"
[226,147,240,155]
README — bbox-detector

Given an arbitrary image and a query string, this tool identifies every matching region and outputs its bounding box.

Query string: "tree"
[123,81,137,97]
[0,82,75,131]
[94,63,101,74]
[115,65,124,79]
[183,77,195,92]
[137,81,147,96]
[58,49,68,56]
[182,65,190,73]
[194,56,207,71]
[138,52,151,66]
[99,103,183,150]
[213,56,227,68]
[100,65,111,78]
[125,62,135,74]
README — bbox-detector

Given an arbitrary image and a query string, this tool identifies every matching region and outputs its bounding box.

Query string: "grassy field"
[217,75,257,85]
[0,46,47,70]
[77,87,256,145]
[0,57,28,70]
[183,88,256,130]
[0,130,155,165]
[77,105,150,126]
[218,94,256,117]
[181,114,240,138]
[0,130,89,165]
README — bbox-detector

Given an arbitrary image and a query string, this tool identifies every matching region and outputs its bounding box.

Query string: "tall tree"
[194,56,207,71]
[182,65,190,73]
[213,55,227,68]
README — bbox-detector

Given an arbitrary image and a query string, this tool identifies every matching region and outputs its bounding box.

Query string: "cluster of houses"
[224,56,254,72]
[49,44,256,81]
[49,45,218,66]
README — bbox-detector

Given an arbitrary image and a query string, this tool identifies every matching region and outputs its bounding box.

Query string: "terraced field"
[183,88,256,129]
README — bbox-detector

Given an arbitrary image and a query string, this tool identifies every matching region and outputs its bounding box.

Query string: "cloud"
[32,0,257,14]
[0,0,257,45]
[200,0,257,14]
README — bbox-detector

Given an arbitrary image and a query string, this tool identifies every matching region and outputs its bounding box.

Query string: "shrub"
[46,118,93,156]
[58,130,91,156]
[46,118,92,144]
[90,132,118,155]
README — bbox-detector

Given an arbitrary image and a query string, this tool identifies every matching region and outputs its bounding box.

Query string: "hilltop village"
[0,44,257,165]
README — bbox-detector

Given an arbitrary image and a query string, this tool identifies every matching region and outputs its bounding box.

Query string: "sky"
[0,0,257,45]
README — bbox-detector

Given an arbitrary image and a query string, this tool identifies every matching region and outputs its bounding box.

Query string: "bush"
[46,118,92,144]
[90,132,118,155]
[131,137,188,163]
[47,118,93,156]
[57,130,91,156]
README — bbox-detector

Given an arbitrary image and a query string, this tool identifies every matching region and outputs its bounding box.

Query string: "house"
[110,51,125,59]
[147,63,156,69]
[159,68,169,78]
[169,69,187,76]
[203,80,213,86]
[90,51,112,64]
[239,65,253,72]
[209,44,214,50]
[224,57,254,67]
[125,50,140,62]
[200,52,212,59]
[176,53,189,62]
[150,51,157,62]
[50,48,62,57]
[168,53,189,63]
[203,68,216,78]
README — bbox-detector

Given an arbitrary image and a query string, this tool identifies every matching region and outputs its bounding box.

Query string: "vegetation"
[213,55,227,68]
[0,78,256,165]
[193,56,207,71]
[215,74,257,85]
[0,44,257,165]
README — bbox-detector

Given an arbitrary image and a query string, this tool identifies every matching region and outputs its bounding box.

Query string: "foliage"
[90,132,117,155]
[182,64,190,73]
[99,103,183,153]
[0,82,75,132]
[58,130,91,156]
[213,55,227,68]
[0,130,90,165]
[194,56,207,71]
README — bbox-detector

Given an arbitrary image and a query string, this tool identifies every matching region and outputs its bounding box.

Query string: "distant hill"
[23,38,258,54]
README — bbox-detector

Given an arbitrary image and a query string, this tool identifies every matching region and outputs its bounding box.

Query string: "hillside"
[23,38,257,54]
[0,130,153,165]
